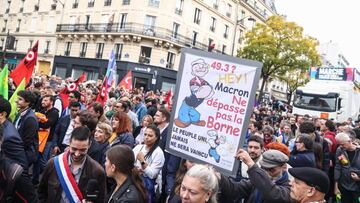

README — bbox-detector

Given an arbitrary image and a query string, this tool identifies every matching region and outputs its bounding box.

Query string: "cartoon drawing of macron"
[175,59,214,128]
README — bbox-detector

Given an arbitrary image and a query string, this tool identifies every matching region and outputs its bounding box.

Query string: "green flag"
[9,78,25,122]
[0,65,9,100]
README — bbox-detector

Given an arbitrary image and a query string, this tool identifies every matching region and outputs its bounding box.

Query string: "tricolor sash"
[54,151,84,203]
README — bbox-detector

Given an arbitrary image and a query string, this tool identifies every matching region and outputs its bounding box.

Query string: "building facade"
[1,0,276,91]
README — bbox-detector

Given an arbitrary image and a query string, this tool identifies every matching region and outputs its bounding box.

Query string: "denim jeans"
[33,141,54,183]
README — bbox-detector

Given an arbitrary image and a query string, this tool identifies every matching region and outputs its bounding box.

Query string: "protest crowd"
[0,44,359,203]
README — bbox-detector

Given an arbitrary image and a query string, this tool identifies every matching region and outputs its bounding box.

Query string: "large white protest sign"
[166,48,262,176]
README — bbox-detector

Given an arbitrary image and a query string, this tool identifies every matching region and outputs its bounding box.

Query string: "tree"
[238,15,320,102]
[277,68,309,104]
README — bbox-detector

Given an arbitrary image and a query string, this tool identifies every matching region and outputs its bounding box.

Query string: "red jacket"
[324,131,337,154]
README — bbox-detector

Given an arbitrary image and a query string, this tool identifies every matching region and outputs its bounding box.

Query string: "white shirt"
[133,144,165,179]
[62,119,74,145]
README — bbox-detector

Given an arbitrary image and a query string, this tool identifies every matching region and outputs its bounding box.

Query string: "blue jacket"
[134,103,147,123]
[2,120,28,170]
[289,150,316,168]
[111,132,135,148]
[52,115,71,149]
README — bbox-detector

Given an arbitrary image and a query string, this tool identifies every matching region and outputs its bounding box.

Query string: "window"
[224,25,229,38]
[14,39,18,51]
[122,0,130,5]
[226,4,232,17]
[212,0,219,9]
[172,23,179,39]
[29,40,33,50]
[2,20,7,32]
[210,17,216,32]
[79,42,87,57]
[73,0,79,8]
[139,46,152,64]
[118,13,127,30]
[85,15,90,29]
[148,0,160,7]
[55,67,67,79]
[175,0,183,15]
[44,41,50,54]
[222,45,226,54]
[238,29,243,43]
[144,15,156,35]
[194,8,201,24]
[240,10,245,25]
[16,20,21,32]
[208,38,214,52]
[95,43,104,58]
[192,31,197,46]
[65,42,72,56]
[166,52,175,69]
[114,43,123,60]
[88,0,95,7]
[104,0,112,6]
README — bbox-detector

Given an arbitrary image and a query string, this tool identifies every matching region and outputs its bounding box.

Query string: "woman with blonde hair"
[180,164,219,203]
[133,115,154,145]
[94,122,112,166]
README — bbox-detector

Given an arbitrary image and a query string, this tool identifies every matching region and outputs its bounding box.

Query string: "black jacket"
[0,156,38,203]
[15,109,39,165]
[39,107,59,141]
[106,176,145,203]
[219,164,292,203]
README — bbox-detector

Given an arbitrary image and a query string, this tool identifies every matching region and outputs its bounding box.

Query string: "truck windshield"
[293,94,337,112]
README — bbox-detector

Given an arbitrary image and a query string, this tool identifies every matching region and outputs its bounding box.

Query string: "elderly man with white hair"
[334,132,360,203]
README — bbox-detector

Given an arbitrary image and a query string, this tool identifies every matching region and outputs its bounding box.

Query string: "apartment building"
[0,0,276,90]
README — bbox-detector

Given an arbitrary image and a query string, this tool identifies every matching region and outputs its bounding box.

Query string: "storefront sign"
[166,48,262,176]
[134,67,151,73]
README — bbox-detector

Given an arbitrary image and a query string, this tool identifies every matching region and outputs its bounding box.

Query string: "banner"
[309,67,354,81]
[166,48,262,176]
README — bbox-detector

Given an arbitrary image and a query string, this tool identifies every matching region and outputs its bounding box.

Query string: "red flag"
[59,86,70,109]
[75,72,86,84]
[117,71,132,91]
[96,77,108,105]
[164,88,172,105]
[10,40,39,86]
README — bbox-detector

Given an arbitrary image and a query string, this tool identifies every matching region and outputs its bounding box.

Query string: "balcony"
[1,28,5,32]
[72,3,78,8]
[64,50,70,56]
[15,27,19,32]
[122,0,130,5]
[5,8,9,13]
[79,51,86,57]
[56,22,222,53]
[210,26,215,32]
[104,0,111,6]
[88,1,94,7]
[51,4,57,10]
[19,7,23,12]
[175,8,182,15]
[34,5,39,11]
[44,49,49,54]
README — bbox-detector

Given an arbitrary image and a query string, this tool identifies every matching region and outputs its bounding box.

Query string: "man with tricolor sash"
[38,126,106,203]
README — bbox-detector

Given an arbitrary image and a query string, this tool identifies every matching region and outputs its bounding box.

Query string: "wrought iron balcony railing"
[56,22,221,53]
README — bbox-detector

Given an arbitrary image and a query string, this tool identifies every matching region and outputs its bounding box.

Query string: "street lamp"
[231,16,256,56]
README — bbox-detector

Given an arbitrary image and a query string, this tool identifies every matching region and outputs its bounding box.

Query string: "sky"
[275,0,360,68]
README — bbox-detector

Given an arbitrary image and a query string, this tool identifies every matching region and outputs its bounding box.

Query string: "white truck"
[292,67,360,122]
